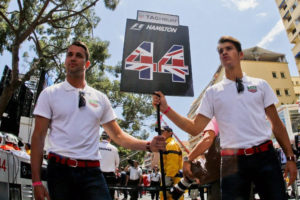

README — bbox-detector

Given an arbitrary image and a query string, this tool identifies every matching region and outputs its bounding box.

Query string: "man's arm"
[265,104,297,186]
[183,130,216,181]
[31,115,51,200]
[102,120,165,152]
[152,91,210,136]
[188,130,216,161]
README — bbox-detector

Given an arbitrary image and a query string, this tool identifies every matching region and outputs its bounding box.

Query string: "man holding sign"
[152,36,297,199]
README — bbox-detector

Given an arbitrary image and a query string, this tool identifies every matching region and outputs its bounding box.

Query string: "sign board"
[137,10,179,26]
[120,14,193,96]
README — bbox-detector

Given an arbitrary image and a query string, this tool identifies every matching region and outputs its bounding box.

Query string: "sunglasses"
[79,91,86,108]
[236,78,244,94]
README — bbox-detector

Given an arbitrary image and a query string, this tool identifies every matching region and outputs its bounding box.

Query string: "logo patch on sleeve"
[247,86,257,93]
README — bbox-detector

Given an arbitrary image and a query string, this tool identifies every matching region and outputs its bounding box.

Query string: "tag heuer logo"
[247,86,257,93]
[130,23,145,31]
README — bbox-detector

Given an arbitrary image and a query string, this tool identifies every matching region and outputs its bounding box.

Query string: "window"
[296,81,299,85]
[280,72,286,78]
[290,1,298,13]
[272,72,277,78]
[284,89,290,96]
[276,89,281,96]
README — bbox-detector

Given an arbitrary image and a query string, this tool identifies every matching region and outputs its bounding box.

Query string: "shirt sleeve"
[99,95,117,124]
[33,88,52,119]
[196,88,214,119]
[203,117,219,136]
[262,80,278,108]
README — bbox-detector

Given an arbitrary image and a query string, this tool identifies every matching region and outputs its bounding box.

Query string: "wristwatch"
[286,155,297,162]
[183,156,192,163]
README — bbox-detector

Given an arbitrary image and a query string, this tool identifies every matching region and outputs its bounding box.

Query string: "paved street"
[116,192,195,200]
[114,181,300,200]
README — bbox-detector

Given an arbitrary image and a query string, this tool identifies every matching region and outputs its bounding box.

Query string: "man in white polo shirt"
[152,36,297,200]
[31,41,166,200]
[127,160,142,200]
[99,131,120,199]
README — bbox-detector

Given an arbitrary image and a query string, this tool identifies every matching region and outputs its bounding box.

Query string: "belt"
[48,152,100,168]
[221,140,273,156]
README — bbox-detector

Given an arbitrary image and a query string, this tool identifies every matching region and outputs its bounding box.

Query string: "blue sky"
[0,0,298,142]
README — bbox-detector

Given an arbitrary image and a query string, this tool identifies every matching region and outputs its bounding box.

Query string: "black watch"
[183,156,192,163]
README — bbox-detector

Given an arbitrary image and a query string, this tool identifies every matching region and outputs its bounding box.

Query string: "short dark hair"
[69,41,90,61]
[101,131,110,140]
[218,36,242,52]
[161,126,173,133]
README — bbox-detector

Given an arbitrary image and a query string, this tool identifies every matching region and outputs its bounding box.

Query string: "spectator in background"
[120,167,128,200]
[127,160,142,200]
[99,131,120,200]
[25,143,31,155]
[160,126,183,200]
[150,165,161,200]
[142,171,150,195]
[1,134,20,151]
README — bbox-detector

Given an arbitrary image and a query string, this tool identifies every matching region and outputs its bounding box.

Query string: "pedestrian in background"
[99,131,120,199]
[150,165,161,200]
[126,160,142,200]
[159,126,183,200]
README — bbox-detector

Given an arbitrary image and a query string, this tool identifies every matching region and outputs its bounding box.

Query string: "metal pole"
[156,104,167,200]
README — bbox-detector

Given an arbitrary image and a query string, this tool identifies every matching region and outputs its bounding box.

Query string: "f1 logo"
[130,23,144,31]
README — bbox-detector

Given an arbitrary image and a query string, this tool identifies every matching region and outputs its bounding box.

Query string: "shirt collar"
[62,80,88,92]
[222,72,249,84]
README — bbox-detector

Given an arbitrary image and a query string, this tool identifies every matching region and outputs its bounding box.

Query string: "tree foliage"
[0,0,118,117]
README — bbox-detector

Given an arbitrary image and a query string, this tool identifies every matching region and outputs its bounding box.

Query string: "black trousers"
[128,179,139,200]
[103,172,116,200]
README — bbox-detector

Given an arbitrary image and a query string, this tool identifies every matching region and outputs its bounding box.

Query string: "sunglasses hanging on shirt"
[79,91,86,108]
[236,78,244,94]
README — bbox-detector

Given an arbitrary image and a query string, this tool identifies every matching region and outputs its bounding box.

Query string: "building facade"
[292,76,300,97]
[275,0,300,73]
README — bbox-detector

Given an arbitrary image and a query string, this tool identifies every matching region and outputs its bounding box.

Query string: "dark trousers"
[150,181,160,200]
[221,146,287,200]
[128,179,139,200]
[103,172,116,200]
[47,160,112,200]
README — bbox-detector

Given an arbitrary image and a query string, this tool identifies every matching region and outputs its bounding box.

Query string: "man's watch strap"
[183,156,192,163]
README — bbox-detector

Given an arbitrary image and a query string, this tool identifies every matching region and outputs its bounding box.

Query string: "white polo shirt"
[129,166,142,180]
[197,74,278,149]
[99,140,119,172]
[150,172,161,182]
[33,80,116,160]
